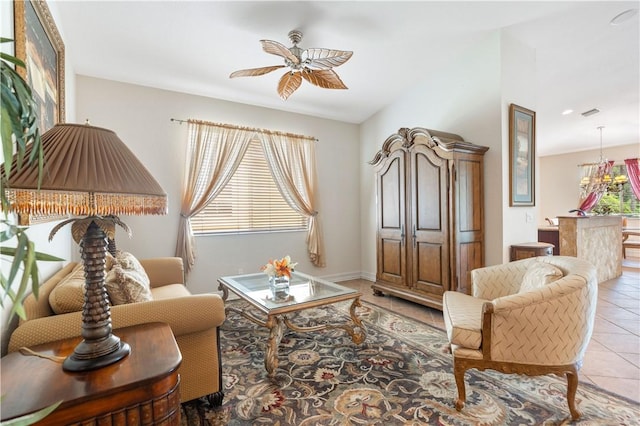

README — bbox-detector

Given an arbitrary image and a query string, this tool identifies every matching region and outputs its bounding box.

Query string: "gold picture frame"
[509,103,536,207]
[14,0,67,225]
[14,0,65,130]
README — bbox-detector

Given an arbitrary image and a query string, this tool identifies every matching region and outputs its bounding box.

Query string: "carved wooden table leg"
[347,297,366,344]
[265,315,285,377]
[218,283,229,301]
[281,297,367,346]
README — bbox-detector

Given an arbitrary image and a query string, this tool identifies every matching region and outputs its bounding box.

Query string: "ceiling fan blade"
[260,39,299,64]
[305,49,353,69]
[301,69,348,90]
[278,71,302,100]
[229,65,285,78]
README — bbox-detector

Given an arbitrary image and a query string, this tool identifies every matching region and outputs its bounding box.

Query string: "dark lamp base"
[63,341,131,372]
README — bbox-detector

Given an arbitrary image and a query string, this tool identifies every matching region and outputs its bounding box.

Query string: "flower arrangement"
[261,255,298,278]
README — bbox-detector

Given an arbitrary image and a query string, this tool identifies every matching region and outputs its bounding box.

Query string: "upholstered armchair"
[8,257,226,405]
[442,256,598,420]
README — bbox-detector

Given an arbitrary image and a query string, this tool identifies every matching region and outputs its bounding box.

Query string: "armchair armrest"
[8,311,84,352]
[484,276,595,365]
[8,294,225,353]
[139,257,185,288]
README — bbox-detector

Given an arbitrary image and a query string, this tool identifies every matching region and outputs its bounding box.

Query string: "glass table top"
[218,271,359,312]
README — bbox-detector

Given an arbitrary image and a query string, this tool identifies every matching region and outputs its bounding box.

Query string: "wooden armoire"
[369,127,489,310]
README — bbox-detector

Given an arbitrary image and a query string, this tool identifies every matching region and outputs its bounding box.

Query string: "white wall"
[540,143,640,223]
[359,31,508,280]
[76,76,361,294]
[500,29,539,260]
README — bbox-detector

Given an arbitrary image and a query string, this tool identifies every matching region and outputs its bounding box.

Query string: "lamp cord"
[19,347,65,363]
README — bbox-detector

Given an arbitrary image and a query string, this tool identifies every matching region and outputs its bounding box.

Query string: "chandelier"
[579,126,628,198]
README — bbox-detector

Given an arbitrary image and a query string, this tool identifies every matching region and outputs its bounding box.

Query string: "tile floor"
[340,258,640,404]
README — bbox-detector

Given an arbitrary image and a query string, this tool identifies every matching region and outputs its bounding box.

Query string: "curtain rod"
[170,118,318,142]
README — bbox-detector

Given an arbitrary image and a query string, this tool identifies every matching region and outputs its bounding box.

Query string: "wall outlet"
[525,212,533,223]
[238,268,244,274]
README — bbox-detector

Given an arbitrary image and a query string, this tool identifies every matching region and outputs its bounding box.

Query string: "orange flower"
[261,255,297,278]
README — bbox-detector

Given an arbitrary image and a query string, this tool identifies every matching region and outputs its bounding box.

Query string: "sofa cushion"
[49,263,86,314]
[519,262,564,293]
[443,291,486,350]
[151,283,191,300]
[105,251,153,305]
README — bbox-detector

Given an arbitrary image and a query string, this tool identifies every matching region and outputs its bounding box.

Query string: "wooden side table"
[1,322,182,425]
[538,227,560,255]
[510,242,555,261]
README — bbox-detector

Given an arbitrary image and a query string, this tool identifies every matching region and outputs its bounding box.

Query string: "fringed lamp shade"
[3,123,167,372]
[5,123,167,216]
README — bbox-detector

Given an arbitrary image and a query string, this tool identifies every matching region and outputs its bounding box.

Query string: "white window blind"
[191,139,307,234]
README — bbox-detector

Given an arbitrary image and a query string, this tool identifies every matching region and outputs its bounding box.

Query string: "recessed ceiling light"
[562,109,573,115]
[610,9,638,25]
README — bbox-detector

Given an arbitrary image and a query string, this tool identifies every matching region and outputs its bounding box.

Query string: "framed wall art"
[509,103,536,207]
[14,0,66,225]
[14,0,65,132]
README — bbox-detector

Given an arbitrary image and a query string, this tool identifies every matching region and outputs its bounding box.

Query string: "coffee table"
[217,271,366,377]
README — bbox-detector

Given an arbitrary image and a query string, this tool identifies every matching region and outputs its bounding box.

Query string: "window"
[191,139,307,234]
[593,164,640,215]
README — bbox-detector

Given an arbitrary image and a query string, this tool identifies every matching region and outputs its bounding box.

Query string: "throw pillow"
[49,263,86,314]
[105,251,153,305]
[519,262,564,293]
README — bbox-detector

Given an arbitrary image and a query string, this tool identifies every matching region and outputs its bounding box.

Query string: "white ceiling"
[52,1,639,156]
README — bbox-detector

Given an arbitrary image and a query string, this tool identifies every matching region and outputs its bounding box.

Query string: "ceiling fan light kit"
[230,30,353,100]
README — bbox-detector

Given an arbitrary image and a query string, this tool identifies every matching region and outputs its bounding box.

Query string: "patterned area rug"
[181,300,639,425]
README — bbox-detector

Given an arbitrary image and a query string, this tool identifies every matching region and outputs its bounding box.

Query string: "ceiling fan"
[229,30,353,100]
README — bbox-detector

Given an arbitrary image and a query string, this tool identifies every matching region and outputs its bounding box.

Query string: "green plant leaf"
[1,38,51,323]
[0,247,64,261]
[10,236,34,319]
[0,225,17,242]
[6,233,26,289]
[9,298,26,321]
[1,102,15,178]
[0,51,26,69]
[0,274,8,307]
[0,399,62,426]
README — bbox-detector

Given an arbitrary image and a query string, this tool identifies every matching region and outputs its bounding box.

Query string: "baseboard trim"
[319,271,376,283]
[359,271,376,282]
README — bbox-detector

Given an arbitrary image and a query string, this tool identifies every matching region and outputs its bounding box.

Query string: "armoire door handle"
[413,225,417,248]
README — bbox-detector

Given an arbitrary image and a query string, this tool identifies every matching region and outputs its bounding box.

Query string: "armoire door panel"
[413,151,442,231]
[410,146,449,293]
[415,242,443,285]
[380,156,403,229]
[376,150,407,286]
[456,159,483,232]
[381,239,404,277]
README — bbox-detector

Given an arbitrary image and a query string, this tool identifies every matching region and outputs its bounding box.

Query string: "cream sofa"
[443,256,598,420]
[8,257,226,405]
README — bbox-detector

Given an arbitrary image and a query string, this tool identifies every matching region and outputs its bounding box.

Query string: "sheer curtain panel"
[260,133,325,267]
[176,121,253,275]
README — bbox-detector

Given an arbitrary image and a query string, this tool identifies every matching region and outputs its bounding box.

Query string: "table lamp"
[4,123,167,371]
